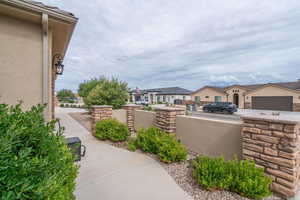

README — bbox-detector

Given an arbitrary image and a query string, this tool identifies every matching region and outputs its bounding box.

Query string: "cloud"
[43,0,300,91]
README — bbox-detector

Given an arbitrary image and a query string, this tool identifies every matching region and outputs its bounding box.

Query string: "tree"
[57,89,75,103]
[85,77,128,109]
[78,78,105,105]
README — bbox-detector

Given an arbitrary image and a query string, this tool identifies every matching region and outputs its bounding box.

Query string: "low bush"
[191,156,272,199]
[143,106,152,111]
[95,118,130,142]
[0,104,78,200]
[134,127,187,163]
[127,138,137,152]
[60,103,65,107]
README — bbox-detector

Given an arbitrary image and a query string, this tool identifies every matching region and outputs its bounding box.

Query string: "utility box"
[65,137,86,162]
[186,104,197,112]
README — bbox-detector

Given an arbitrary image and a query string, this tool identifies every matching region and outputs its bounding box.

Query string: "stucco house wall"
[191,87,226,105]
[0,1,77,120]
[0,14,44,110]
[156,94,191,104]
[225,87,247,108]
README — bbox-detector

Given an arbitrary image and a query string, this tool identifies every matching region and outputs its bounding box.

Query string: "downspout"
[42,13,49,120]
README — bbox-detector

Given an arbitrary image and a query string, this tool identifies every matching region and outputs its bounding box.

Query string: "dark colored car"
[203,102,237,114]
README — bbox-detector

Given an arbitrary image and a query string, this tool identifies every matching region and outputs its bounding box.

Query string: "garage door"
[252,96,293,111]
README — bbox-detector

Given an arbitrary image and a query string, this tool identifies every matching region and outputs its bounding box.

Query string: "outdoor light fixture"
[53,54,64,75]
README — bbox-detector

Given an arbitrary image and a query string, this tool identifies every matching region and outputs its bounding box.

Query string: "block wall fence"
[90,104,300,198]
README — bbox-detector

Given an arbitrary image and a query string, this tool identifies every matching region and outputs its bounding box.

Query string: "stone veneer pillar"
[91,105,113,136]
[154,107,185,133]
[241,114,300,198]
[122,104,142,132]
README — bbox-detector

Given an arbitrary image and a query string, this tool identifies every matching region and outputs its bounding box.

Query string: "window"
[205,96,209,98]
[163,95,166,102]
[215,96,222,102]
[157,96,161,102]
[195,96,201,102]
[183,96,186,100]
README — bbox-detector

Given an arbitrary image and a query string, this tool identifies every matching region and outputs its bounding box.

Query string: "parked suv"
[203,102,237,114]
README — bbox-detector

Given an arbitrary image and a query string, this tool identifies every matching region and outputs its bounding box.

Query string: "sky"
[43,0,300,92]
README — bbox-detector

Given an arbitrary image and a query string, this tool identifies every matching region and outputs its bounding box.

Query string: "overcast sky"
[43,0,300,92]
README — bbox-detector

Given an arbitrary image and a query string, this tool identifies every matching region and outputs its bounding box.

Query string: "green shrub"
[127,138,137,152]
[135,127,187,163]
[0,104,78,200]
[191,156,272,199]
[143,106,152,111]
[60,103,65,107]
[95,118,130,142]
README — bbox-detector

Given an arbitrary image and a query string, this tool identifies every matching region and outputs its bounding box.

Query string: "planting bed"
[69,111,282,200]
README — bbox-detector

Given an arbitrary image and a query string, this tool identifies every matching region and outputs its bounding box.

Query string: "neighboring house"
[191,79,300,111]
[130,87,192,104]
[0,0,78,120]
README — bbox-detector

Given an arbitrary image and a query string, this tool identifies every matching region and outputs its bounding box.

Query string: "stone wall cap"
[92,105,113,108]
[122,104,142,107]
[154,106,185,111]
[241,113,300,124]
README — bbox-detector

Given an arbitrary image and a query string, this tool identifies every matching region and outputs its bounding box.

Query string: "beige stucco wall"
[112,109,127,124]
[0,14,54,119]
[176,115,242,159]
[225,87,247,108]
[0,14,43,110]
[245,86,300,104]
[191,88,226,102]
[134,110,155,130]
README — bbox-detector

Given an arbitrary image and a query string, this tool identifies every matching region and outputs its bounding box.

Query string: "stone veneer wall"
[241,115,300,197]
[90,105,113,136]
[293,103,300,112]
[154,107,185,133]
[51,69,56,119]
[122,104,142,132]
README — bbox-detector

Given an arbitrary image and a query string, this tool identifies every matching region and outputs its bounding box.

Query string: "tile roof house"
[0,0,78,120]
[191,80,300,111]
[130,87,192,104]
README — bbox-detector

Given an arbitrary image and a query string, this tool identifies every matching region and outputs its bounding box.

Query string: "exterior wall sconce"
[53,54,64,75]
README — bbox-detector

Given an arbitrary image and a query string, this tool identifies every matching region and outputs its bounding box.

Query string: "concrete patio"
[56,107,191,200]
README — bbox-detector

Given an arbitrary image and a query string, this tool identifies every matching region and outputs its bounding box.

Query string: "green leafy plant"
[191,156,272,199]
[57,89,76,103]
[95,118,130,142]
[127,138,137,152]
[86,77,129,109]
[135,127,187,163]
[143,106,152,111]
[60,103,65,107]
[0,104,78,200]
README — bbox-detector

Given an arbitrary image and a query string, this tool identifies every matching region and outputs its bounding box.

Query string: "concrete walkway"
[56,107,192,200]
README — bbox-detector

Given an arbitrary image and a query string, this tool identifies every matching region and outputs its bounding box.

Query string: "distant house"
[130,87,192,104]
[0,0,78,120]
[191,79,300,111]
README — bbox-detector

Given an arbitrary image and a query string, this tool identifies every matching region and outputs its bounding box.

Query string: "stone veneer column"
[122,104,142,132]
[154,107,185,133]
[91,105,113,136]
[241,114,300,198]
[293,103,300,112]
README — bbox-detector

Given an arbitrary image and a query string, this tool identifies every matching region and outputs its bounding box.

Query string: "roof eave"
[3,0,78,23]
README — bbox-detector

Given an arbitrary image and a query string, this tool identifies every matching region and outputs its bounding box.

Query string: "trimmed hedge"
[0,104,78,200]
[133,127,187,163]
[191,156,272,199]
[95,118,130,142]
